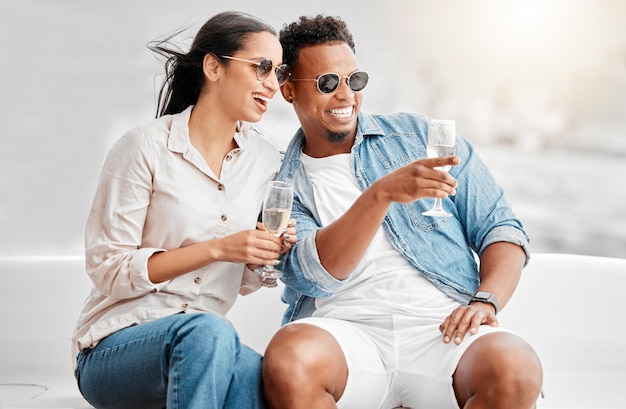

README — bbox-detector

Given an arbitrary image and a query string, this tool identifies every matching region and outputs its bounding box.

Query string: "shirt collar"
[356,111,385,140]
[166,106,250,154]
[167,105,193,154]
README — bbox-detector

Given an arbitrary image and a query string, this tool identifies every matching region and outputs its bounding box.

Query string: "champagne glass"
[254,181,293,280]
[422,119,456,217]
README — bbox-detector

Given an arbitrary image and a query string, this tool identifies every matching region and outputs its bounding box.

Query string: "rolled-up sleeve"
[480,225,531,266]
[280,214,344,297]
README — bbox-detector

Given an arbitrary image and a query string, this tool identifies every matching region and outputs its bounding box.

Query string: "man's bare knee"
[263,323,348,406]
[454,332,543,408]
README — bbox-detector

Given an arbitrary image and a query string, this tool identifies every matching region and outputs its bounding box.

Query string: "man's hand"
[439,302,499,345]
[373,156,460,205]
[278,219,297,255]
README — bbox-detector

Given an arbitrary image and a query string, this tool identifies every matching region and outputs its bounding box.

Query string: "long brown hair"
[148,11,277,117]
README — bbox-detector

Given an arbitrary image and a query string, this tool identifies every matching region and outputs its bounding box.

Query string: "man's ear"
[202,54,221,82]
[281,82,295,103]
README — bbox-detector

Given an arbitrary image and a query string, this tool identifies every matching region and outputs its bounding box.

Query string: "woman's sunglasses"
[290,71,369,94]
[220,55,291,85]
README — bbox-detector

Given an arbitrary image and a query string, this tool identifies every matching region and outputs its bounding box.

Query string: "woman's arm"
[147,229,283,283]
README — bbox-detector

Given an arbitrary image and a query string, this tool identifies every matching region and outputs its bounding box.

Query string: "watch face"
[474,291,491,300]
[472,291,499,315]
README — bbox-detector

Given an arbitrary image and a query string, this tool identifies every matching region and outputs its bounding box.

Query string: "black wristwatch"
[470,291,500,315]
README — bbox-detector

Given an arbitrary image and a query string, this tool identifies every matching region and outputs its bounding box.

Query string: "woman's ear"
[203,54,221,82]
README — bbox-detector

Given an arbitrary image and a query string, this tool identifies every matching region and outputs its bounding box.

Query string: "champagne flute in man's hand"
[422,119,456,217]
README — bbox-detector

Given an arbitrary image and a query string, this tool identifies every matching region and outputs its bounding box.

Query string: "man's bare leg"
[453,332,543,408]
[263,323,348,409]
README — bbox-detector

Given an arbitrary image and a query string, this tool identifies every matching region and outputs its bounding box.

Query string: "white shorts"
[290,315,512,409]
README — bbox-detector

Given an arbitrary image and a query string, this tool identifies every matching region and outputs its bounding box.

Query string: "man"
[263,14,543,409]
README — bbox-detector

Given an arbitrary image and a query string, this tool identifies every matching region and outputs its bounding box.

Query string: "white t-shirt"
[300,152,458,322]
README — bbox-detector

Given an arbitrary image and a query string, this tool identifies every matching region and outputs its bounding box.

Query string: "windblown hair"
[148,11,277,117]
[279,15,355,69]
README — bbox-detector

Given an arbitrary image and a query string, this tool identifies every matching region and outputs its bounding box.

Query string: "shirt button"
[217,183,225,191]
[225,154,232,161]
[221,213,228,221]
[194,277,202,285]
[181,303,189,309]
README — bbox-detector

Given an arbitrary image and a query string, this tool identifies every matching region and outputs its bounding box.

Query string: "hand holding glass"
[422,119,456,217]
[254,181,293,280]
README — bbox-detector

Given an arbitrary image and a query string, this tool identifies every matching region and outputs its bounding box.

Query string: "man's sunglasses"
[290,71,369,94]
[220,55,291,85]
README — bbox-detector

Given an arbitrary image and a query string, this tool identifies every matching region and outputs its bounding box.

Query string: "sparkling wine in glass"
[422,119,456,217]
[254,181,293,280]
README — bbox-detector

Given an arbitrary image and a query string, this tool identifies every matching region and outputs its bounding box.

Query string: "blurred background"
[1,0,625,260]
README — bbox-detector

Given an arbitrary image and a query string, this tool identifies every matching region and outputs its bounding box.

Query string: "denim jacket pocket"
[370,133,425,169]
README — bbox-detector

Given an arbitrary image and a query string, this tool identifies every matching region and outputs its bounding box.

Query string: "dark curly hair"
[279,15,355,69]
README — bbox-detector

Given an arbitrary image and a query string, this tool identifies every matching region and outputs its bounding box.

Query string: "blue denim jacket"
[275,111,530,325]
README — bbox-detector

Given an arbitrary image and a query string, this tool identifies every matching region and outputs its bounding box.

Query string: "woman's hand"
[245,219,297,271]
[218,228,283,266]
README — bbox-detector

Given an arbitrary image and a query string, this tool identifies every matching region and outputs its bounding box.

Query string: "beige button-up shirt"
[72,106,281,352]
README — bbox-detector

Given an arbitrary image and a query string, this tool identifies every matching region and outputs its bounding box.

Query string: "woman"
[72,11,294,409]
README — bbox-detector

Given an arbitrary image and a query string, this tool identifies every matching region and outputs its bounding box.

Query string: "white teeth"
[328,107,353,118]
[253,93,270,102]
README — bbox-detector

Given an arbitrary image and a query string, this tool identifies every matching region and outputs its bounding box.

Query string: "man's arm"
[316,156,459,280]
[439,241,526,344]
[476,241,526,310]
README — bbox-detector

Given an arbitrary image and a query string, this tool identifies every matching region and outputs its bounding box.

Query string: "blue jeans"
[75,312,266,409]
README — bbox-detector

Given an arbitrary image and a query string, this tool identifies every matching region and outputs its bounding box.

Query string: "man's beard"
[325,129,351,144]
